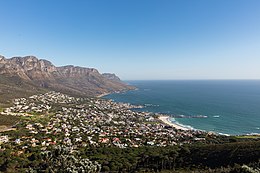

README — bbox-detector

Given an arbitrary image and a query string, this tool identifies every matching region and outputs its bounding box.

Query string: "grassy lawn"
[20,113,52,125]
[0,114,20,126]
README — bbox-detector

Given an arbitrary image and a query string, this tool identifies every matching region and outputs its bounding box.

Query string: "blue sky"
[0,0,260,80]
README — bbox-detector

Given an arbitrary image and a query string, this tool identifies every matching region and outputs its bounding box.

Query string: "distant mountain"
[0,55,134,104]
[102,73,121,82]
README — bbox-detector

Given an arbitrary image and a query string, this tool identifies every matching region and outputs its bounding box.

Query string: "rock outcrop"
[102,73,121,82]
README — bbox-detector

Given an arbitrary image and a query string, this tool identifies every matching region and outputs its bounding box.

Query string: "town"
[1,92,259,173]
[0,91,213,152]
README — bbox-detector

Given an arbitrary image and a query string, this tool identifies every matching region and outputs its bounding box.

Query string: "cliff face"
[102,73,121,82]
[0,56,57,81]
[0,55,134,102]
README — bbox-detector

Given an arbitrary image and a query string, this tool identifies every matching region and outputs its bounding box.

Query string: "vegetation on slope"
[0,139,259,172]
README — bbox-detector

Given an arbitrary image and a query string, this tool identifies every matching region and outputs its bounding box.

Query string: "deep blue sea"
[104,80,260,135]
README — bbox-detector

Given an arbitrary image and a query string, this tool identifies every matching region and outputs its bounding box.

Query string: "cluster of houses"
[0,135,8,144]
[0,91,211,151]
[2,91,83,115]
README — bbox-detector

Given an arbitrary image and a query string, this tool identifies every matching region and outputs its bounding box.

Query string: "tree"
[40,145,101,173]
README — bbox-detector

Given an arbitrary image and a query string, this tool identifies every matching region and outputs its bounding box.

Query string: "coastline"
[158,115,191,131]
[97,92,110,98]
[99,91,192,131]
[99,88,259,135]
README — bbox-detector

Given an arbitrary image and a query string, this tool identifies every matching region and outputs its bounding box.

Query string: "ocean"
[104,80,260,135]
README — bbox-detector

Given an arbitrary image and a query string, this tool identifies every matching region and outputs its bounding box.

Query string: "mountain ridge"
[0,55,134,104]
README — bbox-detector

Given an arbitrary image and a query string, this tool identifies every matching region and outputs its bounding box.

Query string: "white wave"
[169,118,195,130]
[144,103,159,107]
[218,133,230,136]
[196,115,208,118]
[246,133,260,135]
[217,132,230,136]
[176,114,207,118]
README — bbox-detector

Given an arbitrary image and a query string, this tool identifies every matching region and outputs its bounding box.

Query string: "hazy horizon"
[1,0,260,80]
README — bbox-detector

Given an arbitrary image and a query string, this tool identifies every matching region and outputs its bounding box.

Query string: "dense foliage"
[84,140,260,172]
[0,140,259,172]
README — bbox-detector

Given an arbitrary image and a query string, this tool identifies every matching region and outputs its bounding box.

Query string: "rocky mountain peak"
[0,55,5,61]
[57,65,100,78]
[102,73,121,82]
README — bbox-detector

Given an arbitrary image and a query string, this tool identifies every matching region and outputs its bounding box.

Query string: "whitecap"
[218,132,230,136]
[196,115,208,118]
[169,118,195,130]
[246,133,260,135]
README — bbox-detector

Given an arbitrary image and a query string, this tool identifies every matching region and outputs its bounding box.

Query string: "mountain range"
[0,55,134,104]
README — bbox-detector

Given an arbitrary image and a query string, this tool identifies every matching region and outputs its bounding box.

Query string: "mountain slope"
[0,55,133,103]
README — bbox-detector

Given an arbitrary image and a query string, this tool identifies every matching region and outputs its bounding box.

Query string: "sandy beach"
[97,93,110,98]
[158,116,190,131]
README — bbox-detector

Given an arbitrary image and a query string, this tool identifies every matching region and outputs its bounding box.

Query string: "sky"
[0,0,260,80]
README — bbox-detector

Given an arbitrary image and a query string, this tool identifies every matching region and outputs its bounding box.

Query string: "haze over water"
[104,80,260,135]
